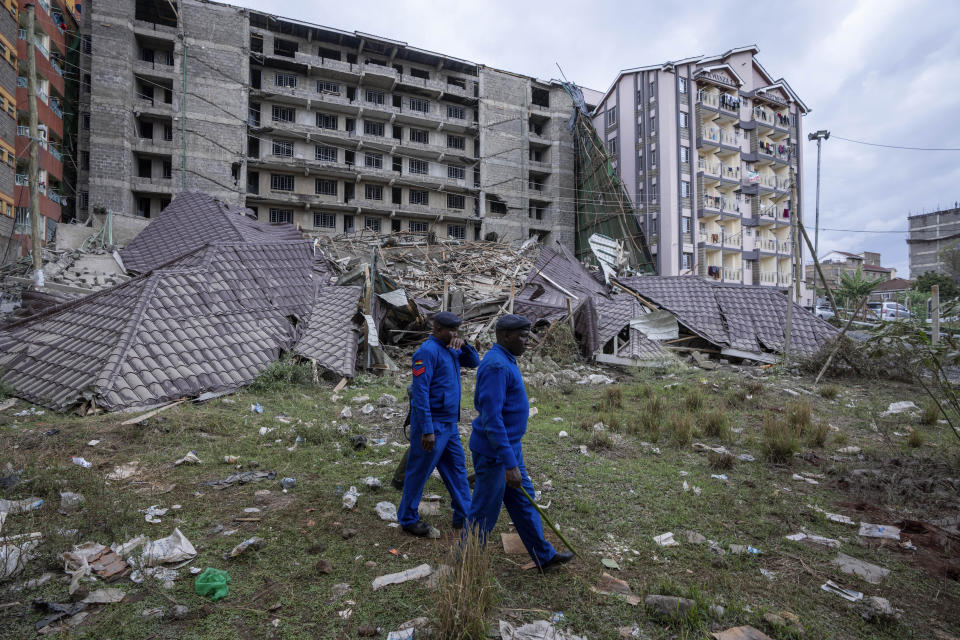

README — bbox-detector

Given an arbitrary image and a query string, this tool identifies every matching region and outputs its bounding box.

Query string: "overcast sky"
[233,0,960,277]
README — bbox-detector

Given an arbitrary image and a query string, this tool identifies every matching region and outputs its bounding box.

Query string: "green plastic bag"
[194,567,231,601]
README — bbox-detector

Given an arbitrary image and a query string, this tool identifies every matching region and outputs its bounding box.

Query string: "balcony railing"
[723,233,742,248]
[776,176,790,190]
[50,60,63,77]
[701,126,720,143]
[48,192,62,205]
[778,272,791,286]
[780,241,792,253]
[698,158,720,175]
[759,238,778,252]
[49,101,62,118]
[725,268,742,281]
[721,164,740,180]
[753,106,773,124]
[760,270,777,283]
[697,90,719,108]
[701,195,740,214]
[48,146,61,161]
[720,131,739,147]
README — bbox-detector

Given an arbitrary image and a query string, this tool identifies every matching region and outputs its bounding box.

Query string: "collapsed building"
[0,192,837,413]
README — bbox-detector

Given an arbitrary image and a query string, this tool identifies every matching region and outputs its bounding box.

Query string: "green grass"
[0,365,957,639]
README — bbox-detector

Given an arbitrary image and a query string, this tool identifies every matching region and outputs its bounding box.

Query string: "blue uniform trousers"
[467,449,556,567]
[397,421,471,528]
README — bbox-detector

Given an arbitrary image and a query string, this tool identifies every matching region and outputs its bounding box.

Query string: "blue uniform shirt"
[469,343,529,469]
[410,335,480,433]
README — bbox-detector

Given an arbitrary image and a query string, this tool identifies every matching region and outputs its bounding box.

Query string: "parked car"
[866,301,911,321]
[814,305,835,320]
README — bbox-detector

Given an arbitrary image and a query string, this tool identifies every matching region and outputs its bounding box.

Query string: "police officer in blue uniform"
[398,311,480,537]
[467,314,574,571]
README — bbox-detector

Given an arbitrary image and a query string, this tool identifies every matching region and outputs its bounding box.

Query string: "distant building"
[907,205,960,278]
[869,277,913,302]
[805,250,895,291]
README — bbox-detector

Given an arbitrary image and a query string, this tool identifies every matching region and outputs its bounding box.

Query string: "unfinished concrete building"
[591,47,809,287]
[76,0,575,246]
[908,205,960,278]
[75,0,248,221]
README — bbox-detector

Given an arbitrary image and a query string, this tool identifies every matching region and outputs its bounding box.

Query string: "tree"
[937,245,960,282]
[913,270,960,301]
[835,267,882,317]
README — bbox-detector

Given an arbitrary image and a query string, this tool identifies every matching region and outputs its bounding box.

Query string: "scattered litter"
[578,445,589,456]
[280,477,297,491]
[174,451,202,465]
[375,502,398,522]
[0,497,43,514]
[372,563,431,590]
[737,454,755,462]
[558,430,569,438]
[71,456,92,469]
[653,532,679,547]
[759,568,776,581]
[684,531,706,544]
[342,486,360,509]
[711,625,775,640]
[837,446,861,455]
[258,427,274,436]
[899,539,917,551]
[529,407,539,418]
[203,470,276,490]
[0,399,15,411]
[275,415,292,424]
[858,595,902,622]
[111,535,148,558]
[194,567,231,601]
[880,401,918,416]
[601,557,621,570]
[250,403,263,414]
[286,436,304,452]
[142,505,168,524]
[808,504,856,525]
[386,630,414,640]
[501,533,527,555]
[552,417,564,423]
[363,477,382,489]
[141,607,164,619]
[243,507,261,514]
[362,403,375,415]
[32,600,86,631]
[340,406,353,418]
[821,579,863,602]
[832,552,889,584]
[499,619,587,640]
[579,374,615,385]
[591,572,641,605]
[82,588,126,604]
[729,545,760,555]
[140,528,197,567]
[792,473,818,485]
[1,537,40,580]
[858,523,900,540]
[223,455,239,464]
[418,501,440,516]
[645,594,695,618]
[43,428,60,437]
[785,532,840,549]
[426,525,441,539]
[229,536,264,558]
[13,407,44,417]
[61,542,130,593]
[693,442,729,455]
[106,461,140,481]
[87,440,100,447]
[710,474,727,481]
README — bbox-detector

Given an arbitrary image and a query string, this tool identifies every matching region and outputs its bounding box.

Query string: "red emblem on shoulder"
[412,366,426,376]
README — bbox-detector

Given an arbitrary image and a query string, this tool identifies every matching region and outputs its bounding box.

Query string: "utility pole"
[784,152,799,362]
[808,130,830,304]
[26,4,42,289]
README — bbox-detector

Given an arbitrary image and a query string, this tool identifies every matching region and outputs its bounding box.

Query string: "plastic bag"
[194,567,231,601]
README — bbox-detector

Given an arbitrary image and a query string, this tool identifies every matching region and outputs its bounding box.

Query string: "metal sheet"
[629,310,679,340]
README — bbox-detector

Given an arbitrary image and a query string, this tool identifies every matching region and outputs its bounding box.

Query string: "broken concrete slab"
[592,572,641,606]
[371,564,431,590]
[832,552,890,584]
[501,532,527,555]
[644,594,695,618]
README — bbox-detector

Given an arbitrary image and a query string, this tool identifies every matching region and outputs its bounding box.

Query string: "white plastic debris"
[258,427,274,436]
[111,535,148,558]
[558,430,569,438]
[792,473,819,485]
[710,474,728,481]
[140,528,197,567]
[837,446,861,455]
[529,407,539,418]
[375,502,398,522]
[552,417,564,423]
[82,588,126,604]
[760,568,776,581]
[858,523,900,540]
[821,579,863,602]
[87,440,100,447]
[499,619,588,640]
[653,532,679,547]
[340,406,353,418]
[142,505,168,524]
[173,452,202,465]
[71,456,92,469]
[229,536,264,558]
[578,374,615,385]
[0,538,40,580]
[880,401,918,416]
[59,492,85,514]
[342,486,360,509]
[106,461,139,481]
[250,403,263,414]
[386,630,414,640]
[0,497,44,515]
[363,477,382,489]
[372,563,432,590]
[61,542,107,594]
[785,532,840,548]
[362,404,375,415]
[809,504,856,525]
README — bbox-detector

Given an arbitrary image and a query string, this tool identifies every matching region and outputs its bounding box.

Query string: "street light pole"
[808,129,830,305]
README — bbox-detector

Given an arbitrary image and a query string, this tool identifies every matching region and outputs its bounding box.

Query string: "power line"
[831,135,960,152]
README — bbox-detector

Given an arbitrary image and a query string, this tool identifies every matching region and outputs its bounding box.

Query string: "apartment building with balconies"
[76,0,575,247]
[10,0,75,253]
[591,46,809,289]
[0,0,17,260]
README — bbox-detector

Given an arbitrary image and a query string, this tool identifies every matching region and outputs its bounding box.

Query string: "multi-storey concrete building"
[12,0,76,252]
[591,46,809,288]
[907,205,960,278]
[76,0,576,246]
[804,250,895,291]
[0,0,17,261]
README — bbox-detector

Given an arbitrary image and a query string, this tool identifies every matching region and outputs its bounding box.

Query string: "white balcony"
[760,270,777,284]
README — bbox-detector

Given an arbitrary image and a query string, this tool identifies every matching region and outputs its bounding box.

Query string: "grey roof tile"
[293,284,363,378]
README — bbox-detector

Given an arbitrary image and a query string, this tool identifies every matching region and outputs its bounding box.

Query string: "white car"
[867,301,911,321]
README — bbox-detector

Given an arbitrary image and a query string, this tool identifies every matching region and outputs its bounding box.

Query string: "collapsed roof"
[118,192,305,274]
[0,242,314,412]
[616,276,839,361]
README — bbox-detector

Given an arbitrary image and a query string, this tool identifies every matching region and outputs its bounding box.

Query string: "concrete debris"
[374,501,398,522]
[858,596,903,622]
[81,588,126,604]
[106,461,140,481]
[711,626,775,640]
[880,401,919,416]
[785,532,840,549]
[499,619,588,640]
[644,594,695,619]
[653,532,679,547]
[371,563,431,590]
[833,552,889,584]
[592,572,641,605]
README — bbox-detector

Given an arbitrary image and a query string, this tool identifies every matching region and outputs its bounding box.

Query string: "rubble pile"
[2,247,129,295]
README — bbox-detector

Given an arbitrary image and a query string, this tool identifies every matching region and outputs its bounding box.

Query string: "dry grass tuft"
[602,386,623,410]
[762,412,800,463]
[818,384,840,400]
[807,421,830,448]
[702,410,729,441]
[708,450,737,471]
[667,411,694,446]
[908,428,925,448]
[745,378,764,395]
[785,398,813,434]
[725,387,748,408]
[919,401,939,426]
[434,526,494,640]
[685,388,706,413]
